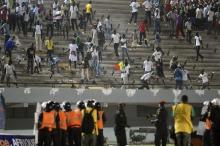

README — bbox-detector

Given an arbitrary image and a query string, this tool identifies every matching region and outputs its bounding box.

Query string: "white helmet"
[41,102,47,109]
[203,101,210,106]
[211,98,220,106]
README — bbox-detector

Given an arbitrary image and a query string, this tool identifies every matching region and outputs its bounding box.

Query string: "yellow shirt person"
[45,37,54,51]
[172,95,194,134]
[85,2,92,14]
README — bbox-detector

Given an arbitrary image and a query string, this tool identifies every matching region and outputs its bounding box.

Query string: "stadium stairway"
[0,0,220,89]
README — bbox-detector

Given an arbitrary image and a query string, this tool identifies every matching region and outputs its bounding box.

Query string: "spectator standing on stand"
[176,11,185,39]
[154,6,161,34]
[174,64,183,90]
[185,18,192,44]
[104,15,112,40]
[142,0,152,26]
[120,34,131,63]
[194,32,204,61]
[207,7,214,35]
[181,66,192,89]
[70,2,78,31]
[0,20,11,50]
[67,39,78,70]
[5,36,16,59]
[198,69,210,89]
[138,19,148,46]
[143,56,153,73]
[129,0,140,24]
[62,12,69,39]
[46,9,54,37]
[110,30,120,57]
[26,43,35,74]
[45,36,54,61]
[97,26,105,62]
[85,1,93,25]
[35,21,42,51]
[121,59,130,88]
[3,60,17,87]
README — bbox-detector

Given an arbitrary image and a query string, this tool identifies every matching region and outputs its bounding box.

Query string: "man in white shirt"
[198,69,209,89]
[35,21,42,51]
[121,34,131,62]
[110,30,120,57]
[139,71,154,89]
[104,15,112,40]
[194,32,203,61]
[196,6,203,29]
[181,66,191,89]
[70,3,79,31]
[129,0,140,24]
[67,39,78,69]
[152,47,163,62]
[154,7,161,33]
[142,0,152,25]
[143,56,153,73]
[185,18,192,43]
[207,8,214,34]
[121,59,130,88]
[3,60,17,87]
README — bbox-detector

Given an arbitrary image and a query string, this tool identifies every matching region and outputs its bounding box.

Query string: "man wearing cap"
[154,101,168,146]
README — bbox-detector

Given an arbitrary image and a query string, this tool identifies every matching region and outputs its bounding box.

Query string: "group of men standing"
[37,99,106,146]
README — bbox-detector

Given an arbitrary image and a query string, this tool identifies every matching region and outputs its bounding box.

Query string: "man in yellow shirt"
[45,36,54,61]
[172,95,194,146]
[85,1,92,25]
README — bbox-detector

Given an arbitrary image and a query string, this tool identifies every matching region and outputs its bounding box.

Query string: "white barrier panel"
[0,88,219,103]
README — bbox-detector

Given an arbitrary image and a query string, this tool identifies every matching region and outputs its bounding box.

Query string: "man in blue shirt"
[5,36,16,59]
[174,64,183,89]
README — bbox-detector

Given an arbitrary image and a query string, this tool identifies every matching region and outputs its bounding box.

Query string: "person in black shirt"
[153,101,168,146]
[114,103,129,146]
[26,43,35,74]
[209,99,220,146]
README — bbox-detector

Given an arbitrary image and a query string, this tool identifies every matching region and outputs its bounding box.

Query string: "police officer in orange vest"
[64,101,85,146]
[95,102,106,146]
[54,102,67,146]
[38,101,56,146]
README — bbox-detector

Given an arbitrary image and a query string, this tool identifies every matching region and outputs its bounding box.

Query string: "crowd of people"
[0,0,220,88]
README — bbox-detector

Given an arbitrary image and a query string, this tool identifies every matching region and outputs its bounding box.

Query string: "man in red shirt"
[138,19,148,46]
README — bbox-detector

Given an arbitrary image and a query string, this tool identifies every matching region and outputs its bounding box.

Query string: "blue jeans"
[122,47,131,62]
[92,59,101,76]
[154,18,161,33]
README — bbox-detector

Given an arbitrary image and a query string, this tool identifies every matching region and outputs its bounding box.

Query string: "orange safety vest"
[59,111,67,130]
[66,109,82,128]
[40,111,56,131]
[205,119,212,130]
[97,111,104,129]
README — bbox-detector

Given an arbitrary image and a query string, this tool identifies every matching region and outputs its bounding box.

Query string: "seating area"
[0,0,220,89]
